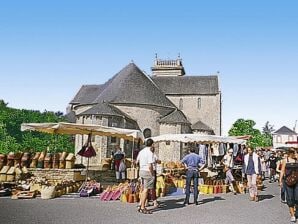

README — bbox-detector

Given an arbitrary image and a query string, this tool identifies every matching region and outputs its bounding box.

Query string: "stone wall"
[158,124,182,161]
[166,94,221,135]
[28,168,86,182]
[115,105,163,137]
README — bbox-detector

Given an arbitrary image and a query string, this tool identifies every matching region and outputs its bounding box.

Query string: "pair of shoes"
[249,197,254,201]
[138,208,152,214]
[152,203,162,209]
[254,196,259,202]
[183,201,190,206]
[290,216,296,222]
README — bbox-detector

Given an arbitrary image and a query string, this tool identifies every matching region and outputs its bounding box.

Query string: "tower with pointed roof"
[68,59,221,166]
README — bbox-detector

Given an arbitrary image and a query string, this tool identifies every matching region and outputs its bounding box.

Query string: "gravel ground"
[0,181,292,224]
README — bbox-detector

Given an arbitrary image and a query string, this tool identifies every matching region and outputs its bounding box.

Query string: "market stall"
[149,134,248,196]
[0,122,144,200]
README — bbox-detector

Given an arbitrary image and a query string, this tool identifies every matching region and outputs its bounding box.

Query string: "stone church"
[67,58,222,165]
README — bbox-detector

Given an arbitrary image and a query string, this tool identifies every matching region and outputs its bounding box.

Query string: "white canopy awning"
[21,122,144,142]
[149,134,246,145]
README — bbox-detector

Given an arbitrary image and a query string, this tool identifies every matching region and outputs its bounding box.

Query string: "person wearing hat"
[222,148,237,194]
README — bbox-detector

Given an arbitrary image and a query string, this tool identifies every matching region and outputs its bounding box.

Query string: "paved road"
[0,181,291,224]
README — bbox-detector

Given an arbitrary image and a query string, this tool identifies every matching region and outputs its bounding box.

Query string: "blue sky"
[0,1,297,134]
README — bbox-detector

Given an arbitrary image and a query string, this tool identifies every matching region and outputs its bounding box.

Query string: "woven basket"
[166,162,177,169]
[30,183,42,193]
[222,185,229,193]
[30,160,37,168]
[66,160,74,169]
[126,168,139,180]
[6,167,16,182]
[199,184,209,194]
[41,186,56,199]
[59,161,66,169]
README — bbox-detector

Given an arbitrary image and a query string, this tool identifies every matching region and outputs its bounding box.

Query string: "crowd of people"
[111,140,298,222]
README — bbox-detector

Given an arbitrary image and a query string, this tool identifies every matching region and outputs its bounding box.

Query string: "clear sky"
[0,1,297,135]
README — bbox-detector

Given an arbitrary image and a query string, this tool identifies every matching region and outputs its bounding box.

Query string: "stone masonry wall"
[115,105,162,137]
[28,168,86,182]
[157,124,182,162]
[167,94,221,135]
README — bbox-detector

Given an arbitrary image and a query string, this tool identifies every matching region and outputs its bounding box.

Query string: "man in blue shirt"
[181,147,205,205]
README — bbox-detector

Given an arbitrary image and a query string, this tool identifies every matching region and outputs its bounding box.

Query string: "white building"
[272,126,298,149]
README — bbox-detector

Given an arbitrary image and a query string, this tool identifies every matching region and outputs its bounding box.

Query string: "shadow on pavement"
[258,194,275,201]
[153,196,225,212]
[153,198,185,212]
[200,196,225,205]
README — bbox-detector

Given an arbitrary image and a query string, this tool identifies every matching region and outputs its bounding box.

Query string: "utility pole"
[294,120,297,132]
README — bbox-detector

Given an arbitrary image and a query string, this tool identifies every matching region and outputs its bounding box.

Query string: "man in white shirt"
[136,138,155,214]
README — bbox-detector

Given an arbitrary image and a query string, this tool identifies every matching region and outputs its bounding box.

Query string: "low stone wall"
[28,168,86,182]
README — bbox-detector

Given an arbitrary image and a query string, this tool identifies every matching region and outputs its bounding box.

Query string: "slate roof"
[70,85,105,105]
[191,120,213,132]
[151,76,219,95]
[159,110,190,125]
[274,126,297,135]
[78,102,132,119]
[64,111,76,123]
[93,63,176,108]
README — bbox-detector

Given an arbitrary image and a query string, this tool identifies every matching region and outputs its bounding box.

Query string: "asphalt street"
[0,181,291,224]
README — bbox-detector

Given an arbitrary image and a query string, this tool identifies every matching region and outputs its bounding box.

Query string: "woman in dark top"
[279,148,298,223]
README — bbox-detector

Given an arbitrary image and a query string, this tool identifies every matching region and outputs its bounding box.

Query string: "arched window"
[179,98,183,110]
[143,128,152,139]
[198,98,201,109]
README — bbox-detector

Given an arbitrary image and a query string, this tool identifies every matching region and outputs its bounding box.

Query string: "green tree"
[228,119,273,148]
[0,99,74,154]
[0,123,21,153]
[261,121,274,147]
[262,121,275,135]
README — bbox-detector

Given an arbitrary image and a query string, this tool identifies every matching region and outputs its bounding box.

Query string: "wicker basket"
[66,161,74,169]
[21,152,30,168]
[199,184,209,194]
[30,183,42,193]
[41,186,56,199]
[0,154,7,170]
[126,167,139,180]
[0,166,10,182]
[65,153,75,169]
[221,184,229,193]
[52,153,60,169]
[6,167,16,182]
